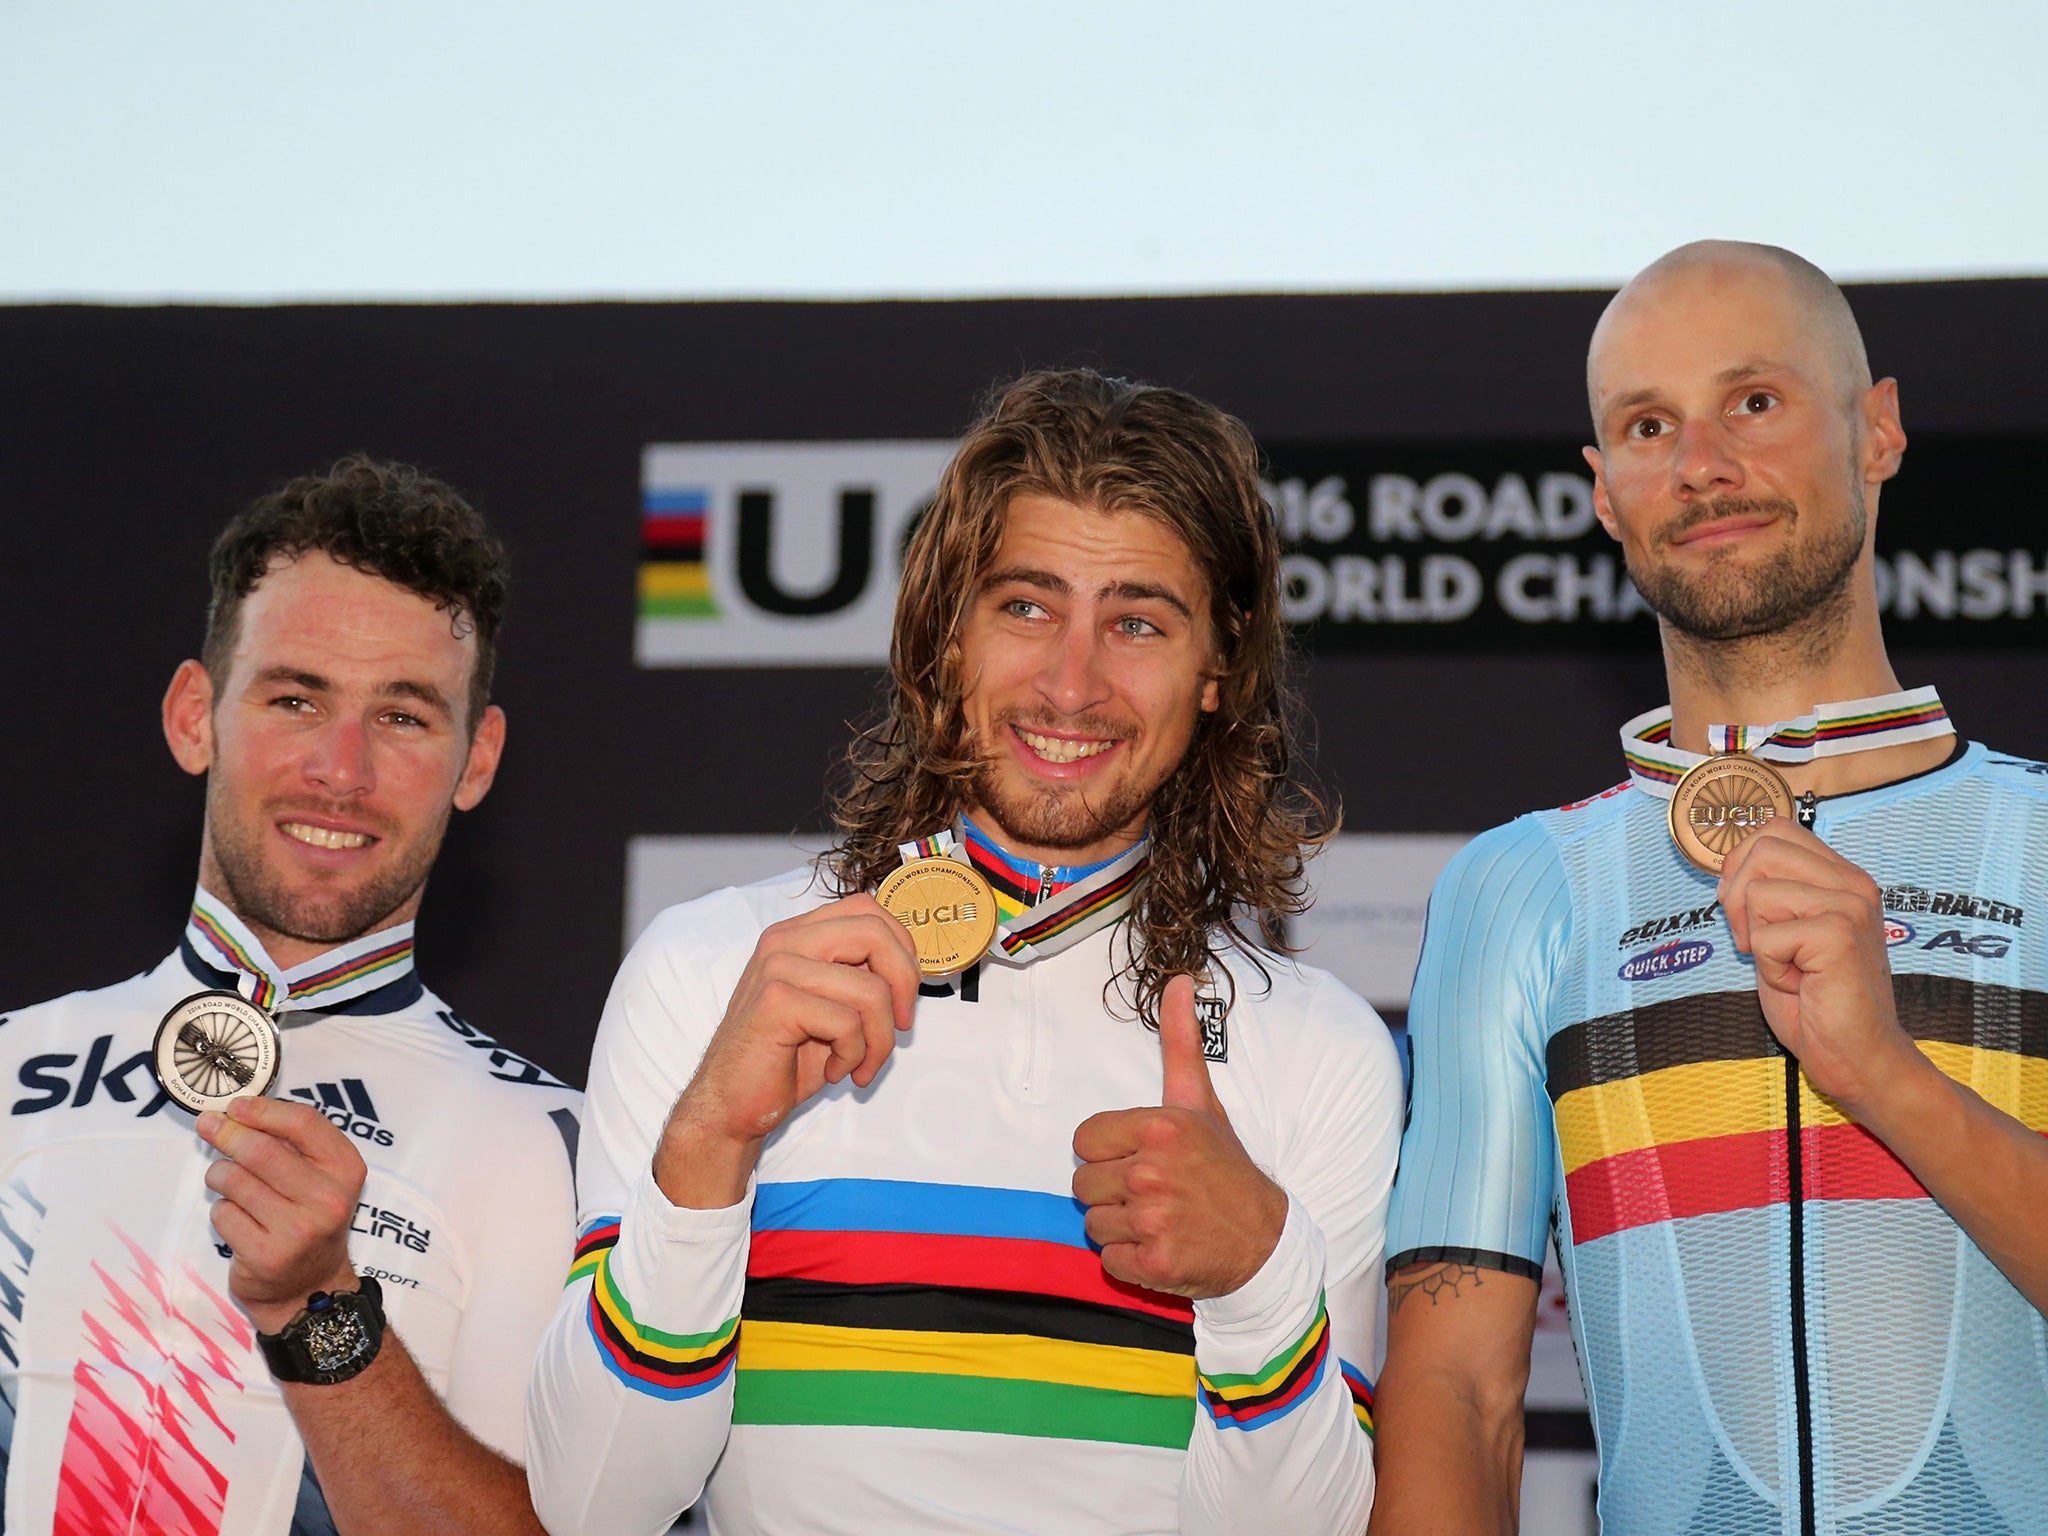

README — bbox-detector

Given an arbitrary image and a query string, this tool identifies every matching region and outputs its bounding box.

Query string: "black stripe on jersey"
[1384,1246,1543,1283]
[741,1276,1195,1356]
[1889,974,2048,1058]
[1546,976,2048,1099]
[1546,992,1776,1099]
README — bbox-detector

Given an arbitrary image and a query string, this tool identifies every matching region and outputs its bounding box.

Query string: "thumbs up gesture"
[1071,975,1289,1299]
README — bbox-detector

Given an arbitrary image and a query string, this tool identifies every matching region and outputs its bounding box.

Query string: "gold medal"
[877,857,999,977]
[1668,753,1796,874]
[152,990,282,1114]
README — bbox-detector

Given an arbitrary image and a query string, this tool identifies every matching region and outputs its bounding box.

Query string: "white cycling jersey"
[0,899,581,1536]
[526,855,1403,1536]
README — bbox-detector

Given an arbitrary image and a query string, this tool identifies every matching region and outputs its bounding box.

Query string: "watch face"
[302,1306,373,1374]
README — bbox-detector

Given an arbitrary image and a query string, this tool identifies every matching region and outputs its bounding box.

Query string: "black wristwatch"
[257,1274,386,1385]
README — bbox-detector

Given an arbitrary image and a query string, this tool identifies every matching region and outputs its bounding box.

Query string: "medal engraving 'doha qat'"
[876,857,999,977]
[151,990,282,1114]
[1668,753,1797,875]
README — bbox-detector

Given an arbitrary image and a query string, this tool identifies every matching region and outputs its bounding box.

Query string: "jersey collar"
[179,888,424,1018]
[952,818,1151,966]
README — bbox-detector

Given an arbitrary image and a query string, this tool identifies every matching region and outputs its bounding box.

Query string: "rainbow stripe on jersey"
[575,1218,740,1401]
[734,1178,1197,1447]
[1196,1294,1332,1432]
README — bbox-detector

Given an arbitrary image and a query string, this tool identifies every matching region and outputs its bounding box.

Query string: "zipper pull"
[1796,791,1818,829]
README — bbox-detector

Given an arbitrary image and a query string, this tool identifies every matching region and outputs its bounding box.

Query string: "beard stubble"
[965,710,1163,855]
[1626,483,1866,643]
[206,781,448,947]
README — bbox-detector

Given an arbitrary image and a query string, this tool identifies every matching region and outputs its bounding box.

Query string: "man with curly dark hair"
[0,457,578,1534]
[529,370,1402,1535]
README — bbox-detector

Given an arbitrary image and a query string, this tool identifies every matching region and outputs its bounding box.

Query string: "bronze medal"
[877,857,999,977]
[152,990,281,1115]
[1668,752,1796,874]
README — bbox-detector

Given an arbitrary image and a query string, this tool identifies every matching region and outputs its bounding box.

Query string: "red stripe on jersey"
[746,1229,1192,1322]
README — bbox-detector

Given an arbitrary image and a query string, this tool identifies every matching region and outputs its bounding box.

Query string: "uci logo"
[1690,803,1775,831]
[636,440,958,667]
[904,902,977,926]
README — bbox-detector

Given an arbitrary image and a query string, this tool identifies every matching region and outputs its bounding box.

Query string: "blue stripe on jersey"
[752,1179,1091,1248]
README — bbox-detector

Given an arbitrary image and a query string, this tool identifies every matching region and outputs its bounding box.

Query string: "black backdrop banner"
[1267,435,2048,650]
[4,283,2046,1085]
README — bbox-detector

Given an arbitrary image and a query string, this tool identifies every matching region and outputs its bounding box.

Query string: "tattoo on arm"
[1388,1262,1485,1314]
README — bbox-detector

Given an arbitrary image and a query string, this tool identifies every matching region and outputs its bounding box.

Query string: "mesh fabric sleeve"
[1384,816,1572,1281]
[1181,972,1403,1535]
[525,897,757,1536]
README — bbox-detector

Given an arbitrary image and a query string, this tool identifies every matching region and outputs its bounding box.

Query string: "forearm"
[1366,1359,1523,1536]
[1366,1261,1534,1536]
[1859,1052,2048,1311]
[286,1330,544,1536]
[1180,1203,1375,1536]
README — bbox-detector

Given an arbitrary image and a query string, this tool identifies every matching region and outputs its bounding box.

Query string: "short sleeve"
[1384,815,1572,1280]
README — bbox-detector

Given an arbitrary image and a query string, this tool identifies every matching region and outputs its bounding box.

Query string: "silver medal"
[152,990,281,1114]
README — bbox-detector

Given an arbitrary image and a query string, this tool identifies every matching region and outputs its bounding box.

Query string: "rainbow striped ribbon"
[896,827,1150,967]
[184,888,417,1014]
[1620,686,1953,799]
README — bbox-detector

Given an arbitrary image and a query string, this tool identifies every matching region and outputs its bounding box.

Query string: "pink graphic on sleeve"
[54,1230,253,1536]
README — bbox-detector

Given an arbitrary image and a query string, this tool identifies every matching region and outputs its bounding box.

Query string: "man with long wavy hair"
[528,369,1402,1535]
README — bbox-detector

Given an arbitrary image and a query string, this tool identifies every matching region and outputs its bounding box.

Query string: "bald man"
[1368,241,2048,1535]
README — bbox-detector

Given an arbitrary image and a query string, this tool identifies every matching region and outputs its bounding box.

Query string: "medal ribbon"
[1620,686,1953,801]
[184,888,417,1014]
[894,827,1152,966]
[957,822,1150,964]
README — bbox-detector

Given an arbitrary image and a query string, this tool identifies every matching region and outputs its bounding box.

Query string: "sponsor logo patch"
[1619,940,1715,983]
[1196,991,1229,1063]
[1884,919,1917,947]
[287,1077,393,1147]
[1922,929,2012,959]
[435,1009,571,1088]
[1560,782,1631,814]
[11,1034,171,1118]
[1881,884,2024,928]
[1617,901,1721,950]
[352,1203,431,1254]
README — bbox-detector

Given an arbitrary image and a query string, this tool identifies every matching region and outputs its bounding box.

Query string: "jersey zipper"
[1784,1050,1816,1536]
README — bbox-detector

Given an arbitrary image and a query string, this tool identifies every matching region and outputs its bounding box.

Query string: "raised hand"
[196,1096,367,1333]
[1718,823,1924,1116]
[655,895,922,1209]
[1071,975,1287,1300]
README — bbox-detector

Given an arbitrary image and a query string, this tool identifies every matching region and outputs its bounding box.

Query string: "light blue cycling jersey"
[1386,741,2048,1535]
